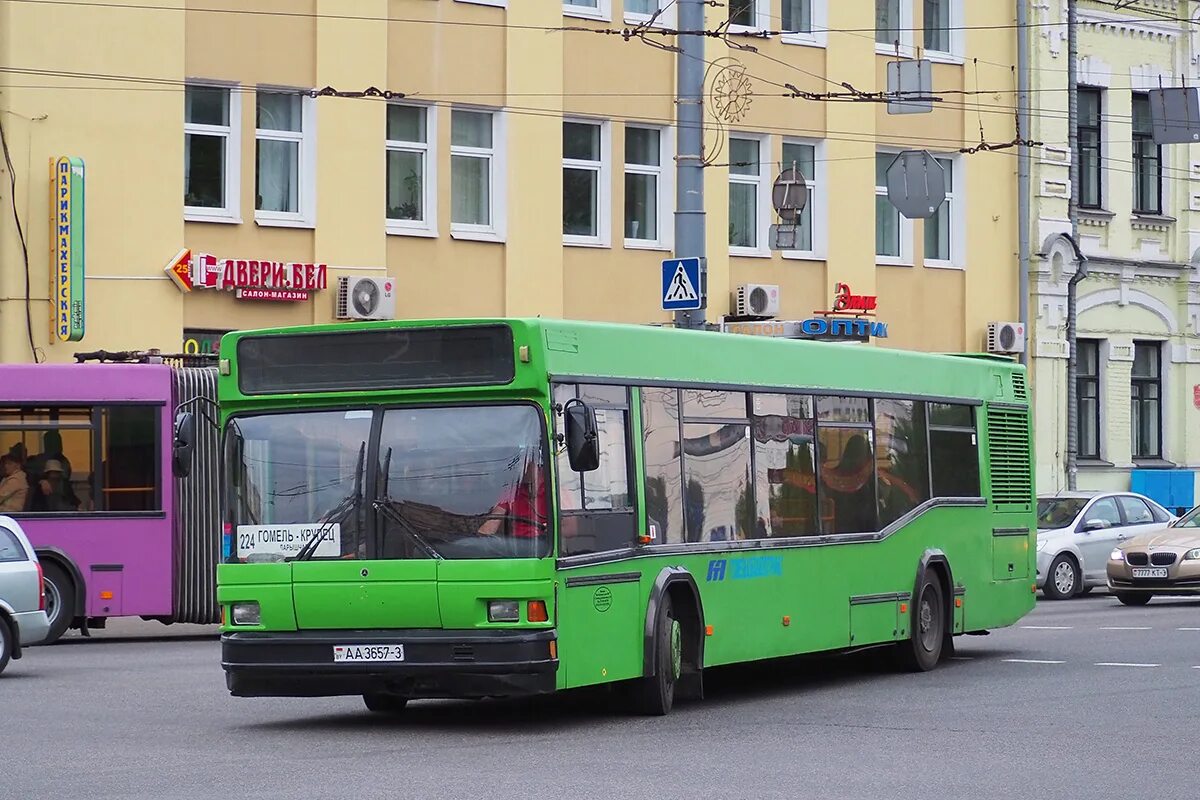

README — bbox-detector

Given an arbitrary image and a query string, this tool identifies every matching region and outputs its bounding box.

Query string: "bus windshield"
[224,404,550,561]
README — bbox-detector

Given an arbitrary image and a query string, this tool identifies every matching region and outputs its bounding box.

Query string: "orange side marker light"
[705,624,714,636]
[955,598,963,608]
[899,603,908,614]
[782,615,791,627]
[549,640,558,659]
[527,600,549,623]
[100,591,113,600]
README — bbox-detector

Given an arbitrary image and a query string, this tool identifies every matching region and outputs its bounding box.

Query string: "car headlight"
[1036,539,1048,552]
[1184,548,1200,561]
[1109,549,1125,563]
[231,601,261,625]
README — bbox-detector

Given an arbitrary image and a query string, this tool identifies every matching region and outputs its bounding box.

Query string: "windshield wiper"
[373,499,442,560]
[291,442,365,562]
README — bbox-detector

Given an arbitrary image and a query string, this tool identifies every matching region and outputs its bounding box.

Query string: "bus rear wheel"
[632,596,680,716]
[363,693,409,714]
[893,573,945,672]
[40,562,75,645]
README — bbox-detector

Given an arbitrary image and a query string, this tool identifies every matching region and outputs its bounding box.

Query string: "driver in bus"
[478,457,547,540]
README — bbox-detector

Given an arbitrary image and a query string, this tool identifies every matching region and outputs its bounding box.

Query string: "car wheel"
[1043,554,1079,600]
[1116,592,1152,607]
[40,562,75,645]
[362,693,409,714]
[893,573,945,672]
[0,616,12,675]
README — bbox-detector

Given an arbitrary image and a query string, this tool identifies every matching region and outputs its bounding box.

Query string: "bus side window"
[928,403,980,497]
[554,384,636,556]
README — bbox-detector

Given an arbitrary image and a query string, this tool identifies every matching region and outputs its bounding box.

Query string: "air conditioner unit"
[734,283,780,318]
[336,276,397,321]
[986,321,1026,354]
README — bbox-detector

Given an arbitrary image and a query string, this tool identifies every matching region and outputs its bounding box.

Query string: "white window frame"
[780,138,826,261]
[727,0,769,34]
[875,150,913,266]
[781,0,828,49]
[563,118,612,248]
[728,133,771,258]
[623,123,673,251]
[923,0,964,63]
[450,107,507,243]
[923,154,964,269]
[456,0,506,7]
[624,0,676,26]
[875,0,915,58]
[563,0,611,22]
[253,89,316,229]
[184,81,242,224]
[385,102,437,238]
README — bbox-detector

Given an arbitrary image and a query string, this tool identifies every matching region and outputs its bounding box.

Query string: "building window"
[1077,340,1100,459]
[924,156,954,263]
[386,104,435,235]
[255,91,313,225]
[782,0,811,32]
[1131,342,1162,459]
[729,136,765,251]
[877,0,900,45]
[728,0,767,29]
[875,153,901,259]
[1077,88,1103,210]
[626,0,670,20]
[625,126,666,246]
[185,85,240,221]
[564,120,609,245]
[563,0,609,20]
[782,140,816,253]
[923,0,950,52]
[451,109,498,233]
[1132,93,1162,215]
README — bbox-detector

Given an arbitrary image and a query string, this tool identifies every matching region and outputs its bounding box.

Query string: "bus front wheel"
[632,596,680,716]
[894,572,945,672]
[40,562,76,645]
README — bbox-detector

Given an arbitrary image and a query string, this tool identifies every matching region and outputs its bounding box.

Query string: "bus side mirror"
[173,411,196,478]
[564,400,600,473]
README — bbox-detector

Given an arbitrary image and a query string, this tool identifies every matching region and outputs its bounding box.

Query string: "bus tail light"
[36,562,45,611]
[527,600,548,623]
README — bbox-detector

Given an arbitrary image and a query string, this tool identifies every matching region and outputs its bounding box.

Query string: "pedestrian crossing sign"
[661,257,703,311]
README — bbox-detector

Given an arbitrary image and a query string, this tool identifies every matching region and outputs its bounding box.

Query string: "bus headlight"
[1184,549,1200,561]
[1109,549,1125,563]
[487,600,520,623]
[231,601,261,625]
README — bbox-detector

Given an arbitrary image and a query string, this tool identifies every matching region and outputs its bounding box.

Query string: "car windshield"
[223,404,549,561]
[1036,497,1088,530]
[1172,506,1200,529]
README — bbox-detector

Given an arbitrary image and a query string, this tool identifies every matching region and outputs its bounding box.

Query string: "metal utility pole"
[1064,0,1086,490]
[673,0,707,330]
[1016,0,1031,368]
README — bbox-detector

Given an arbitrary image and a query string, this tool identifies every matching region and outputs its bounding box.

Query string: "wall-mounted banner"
[720,283,888,343]
[50,156,86,342]
[192,252,327,302]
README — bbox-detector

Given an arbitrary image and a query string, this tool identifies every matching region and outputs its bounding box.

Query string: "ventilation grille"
[987,406,1032,508]
[1011,372,1028,403]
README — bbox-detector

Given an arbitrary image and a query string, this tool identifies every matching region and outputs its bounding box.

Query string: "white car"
[0,516,50,674]
[1036,492,1176,600]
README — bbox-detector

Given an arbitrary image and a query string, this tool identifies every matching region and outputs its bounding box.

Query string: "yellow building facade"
[1,0,1019,363]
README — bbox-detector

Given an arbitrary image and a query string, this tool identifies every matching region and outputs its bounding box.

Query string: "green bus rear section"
[216,318,1036,692]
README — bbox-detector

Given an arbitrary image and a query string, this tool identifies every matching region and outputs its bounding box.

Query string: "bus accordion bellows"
[210,318,1035,715]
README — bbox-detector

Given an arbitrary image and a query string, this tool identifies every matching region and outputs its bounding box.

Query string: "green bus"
[201,318,1035,715]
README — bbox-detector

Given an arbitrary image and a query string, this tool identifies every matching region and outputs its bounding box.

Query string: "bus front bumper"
[221,628,557,699]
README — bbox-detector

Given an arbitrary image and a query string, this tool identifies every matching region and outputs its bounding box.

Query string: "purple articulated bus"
[0,351,219,643]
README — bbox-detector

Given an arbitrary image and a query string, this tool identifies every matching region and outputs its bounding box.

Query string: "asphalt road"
[4,595,1198,800]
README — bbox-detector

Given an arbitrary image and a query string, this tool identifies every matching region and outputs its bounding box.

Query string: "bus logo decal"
[706,556,782,582]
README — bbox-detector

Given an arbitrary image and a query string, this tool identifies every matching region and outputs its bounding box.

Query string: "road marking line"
[1179,627,1200,631]
[1003,658,1065,664]
[1020,625,1073,630]
[1100,626,1152,630]
[1095,662,1159,668]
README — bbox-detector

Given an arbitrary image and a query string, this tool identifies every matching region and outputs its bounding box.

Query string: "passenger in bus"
[0,455,29,513]
[27,430,73,484]
[478,458,547,540]
[31,460,80,513]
